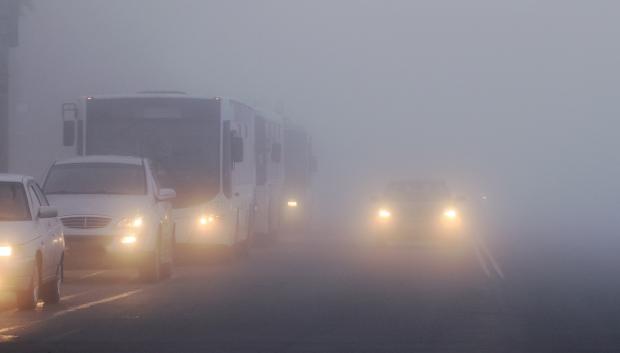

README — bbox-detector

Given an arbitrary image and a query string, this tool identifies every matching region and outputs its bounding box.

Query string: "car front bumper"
[64,235,152,269]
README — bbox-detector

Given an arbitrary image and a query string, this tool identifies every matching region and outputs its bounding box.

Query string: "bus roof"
[54,155,144,166]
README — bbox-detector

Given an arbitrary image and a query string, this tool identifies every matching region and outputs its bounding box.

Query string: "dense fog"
[9,0,620,236]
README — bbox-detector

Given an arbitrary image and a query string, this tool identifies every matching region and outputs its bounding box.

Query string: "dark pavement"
[1,232,619,353]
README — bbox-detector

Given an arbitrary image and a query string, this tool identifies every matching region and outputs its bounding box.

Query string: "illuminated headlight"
[287,200,298,208]
[120,235,137,245]
[118,216,144,229]
[0,246,12,257]
[443,208,458,220]
[377,208,392,219]
[198,214,217,226]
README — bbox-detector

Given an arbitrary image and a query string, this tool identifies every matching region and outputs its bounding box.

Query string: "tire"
[160,233,174,279]
[16,262,40,311]
[41,260,63,304]
[139,242,162,283]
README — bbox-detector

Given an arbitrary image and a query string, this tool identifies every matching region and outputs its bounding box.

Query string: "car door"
[27,182,57,281]
[147,161,173,261]
[33,182,63,267]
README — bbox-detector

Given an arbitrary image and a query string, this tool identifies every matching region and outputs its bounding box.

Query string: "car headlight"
[443,208,458,220]
[120,235,137,245]
[377,208,392,220]
[0,245,12,257]
[118,216,144,229]
[287,200,298,208]
[198,214,218,226]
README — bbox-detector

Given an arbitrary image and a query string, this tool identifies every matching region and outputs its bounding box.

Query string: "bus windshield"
[85,97,221,208]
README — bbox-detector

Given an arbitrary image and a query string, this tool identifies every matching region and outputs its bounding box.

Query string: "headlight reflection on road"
[120,235,137,245]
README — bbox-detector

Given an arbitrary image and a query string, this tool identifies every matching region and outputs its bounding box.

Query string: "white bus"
[61,92,268,254]
[252,112,285,241]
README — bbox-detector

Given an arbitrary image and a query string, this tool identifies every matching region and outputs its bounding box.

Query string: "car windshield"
[384,181,451,203]
[0,182,31,221]
[44,163,146,195]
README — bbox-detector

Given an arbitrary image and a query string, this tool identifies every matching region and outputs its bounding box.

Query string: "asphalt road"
[0,232,619,353]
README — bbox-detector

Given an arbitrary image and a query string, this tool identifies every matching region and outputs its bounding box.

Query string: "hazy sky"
[10,0,620,233]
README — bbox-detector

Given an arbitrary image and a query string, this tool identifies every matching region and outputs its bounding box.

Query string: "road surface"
[0,233,619,352]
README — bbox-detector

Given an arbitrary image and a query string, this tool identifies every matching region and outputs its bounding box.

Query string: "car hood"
[47,194,152,219]
[0,221,38,245]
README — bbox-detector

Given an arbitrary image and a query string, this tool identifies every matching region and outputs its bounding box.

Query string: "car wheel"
[16,262,40,311]
[160,234,174,279]
[41,260,63,304]
[139,243,161,283]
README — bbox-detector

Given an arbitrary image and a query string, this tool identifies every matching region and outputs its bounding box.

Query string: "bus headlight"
[118,216,144,229]
[0,245,12,257]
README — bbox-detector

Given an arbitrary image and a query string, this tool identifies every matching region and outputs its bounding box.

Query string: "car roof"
[54,155,144,166]
[0,173,30,183]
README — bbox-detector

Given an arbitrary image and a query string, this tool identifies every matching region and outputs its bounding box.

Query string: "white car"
[43,156,176,282]
[0,174,64,310]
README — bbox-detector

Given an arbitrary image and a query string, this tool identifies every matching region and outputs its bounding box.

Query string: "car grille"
[61,216,112,229]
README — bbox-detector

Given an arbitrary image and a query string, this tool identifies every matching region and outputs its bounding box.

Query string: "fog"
[9,0,620,236]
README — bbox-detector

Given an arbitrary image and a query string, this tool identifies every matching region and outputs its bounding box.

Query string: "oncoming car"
[371,180,466,243]
[43,156,176,282]
[0,174,64,310]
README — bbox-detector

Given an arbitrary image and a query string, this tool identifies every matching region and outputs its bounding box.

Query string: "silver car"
[0,174,64,310]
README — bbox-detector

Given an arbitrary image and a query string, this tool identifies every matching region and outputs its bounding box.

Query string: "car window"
[29,185,43,208]
[0,182,31,221]
[32,183,50,206]
[147,160,161,192]
[44,163,147,195]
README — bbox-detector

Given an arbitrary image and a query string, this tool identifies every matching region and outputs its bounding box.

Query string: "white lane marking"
[0,291,91,317]
[51,289,142,318]
[0,324,27,334]
[61,290,92,302]
[46,328,81,342]
[77,270,106,280]
[474,243,492,278]
[0,289,142,335]
[478,239,505,279]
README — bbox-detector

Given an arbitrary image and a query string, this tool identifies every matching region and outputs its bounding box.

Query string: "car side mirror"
[157,188,176,201]
[63,120,75,147]
[38,206,58,219]
[271,142,282,163]
[232,136,244,163]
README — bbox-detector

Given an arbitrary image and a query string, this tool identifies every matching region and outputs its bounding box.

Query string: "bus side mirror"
[63,120,76,147]
[232,136,244,163]
[271,143,282,163]
[62,102,78,147]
